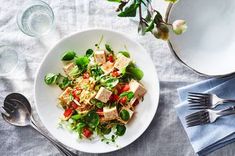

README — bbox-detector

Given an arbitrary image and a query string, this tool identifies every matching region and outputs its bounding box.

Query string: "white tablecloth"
[0,0,234,156]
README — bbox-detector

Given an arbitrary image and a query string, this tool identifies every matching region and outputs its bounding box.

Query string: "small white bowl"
[34,29,160,153]
[166,0,235,76]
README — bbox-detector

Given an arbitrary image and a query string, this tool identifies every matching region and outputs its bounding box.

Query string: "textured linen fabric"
[176,75,235,155]
[0,0,235,156]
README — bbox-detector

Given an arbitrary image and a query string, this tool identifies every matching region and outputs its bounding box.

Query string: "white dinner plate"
[34,29,160,153]
[166,0,235,76]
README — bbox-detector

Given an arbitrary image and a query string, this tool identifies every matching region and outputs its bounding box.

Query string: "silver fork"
[188,92,235,109]
[186,106,235,127]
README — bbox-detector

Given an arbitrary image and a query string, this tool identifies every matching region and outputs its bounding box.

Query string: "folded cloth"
[176,75,235,156]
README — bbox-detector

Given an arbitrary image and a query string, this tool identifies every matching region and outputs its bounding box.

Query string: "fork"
[186,106,235,127]
[188,92,235,109]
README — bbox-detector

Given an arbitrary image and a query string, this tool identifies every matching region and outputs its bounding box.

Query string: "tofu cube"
[95,87,112,103]
[101,61,114,74]
[94,50,106,64]
[58,87,73,105]
[63,62,77,79]
[103,106,118,120]
[129,80,147,98]
[114,54,131,71]
[128,97,137,106]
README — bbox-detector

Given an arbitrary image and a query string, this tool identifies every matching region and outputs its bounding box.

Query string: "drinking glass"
[17,0,55,37]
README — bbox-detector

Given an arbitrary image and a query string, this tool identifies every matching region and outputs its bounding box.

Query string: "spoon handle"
[30,117,77,156]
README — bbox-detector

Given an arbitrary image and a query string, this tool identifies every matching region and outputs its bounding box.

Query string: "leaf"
[61,51,76,61]
[74,56,90,71]
[127,66,144,80]
[118,0,140,17]
[144,20,154,32]
[86,49,94,57]
[100,76,119,88]
[118,51,130,58]
[120,91,134,101]
[44,73,58,85]
[56,74,71,90]
[107,0,122,3]
[115,124,126,136]
[120,109,130,121]
[85,111,99,129]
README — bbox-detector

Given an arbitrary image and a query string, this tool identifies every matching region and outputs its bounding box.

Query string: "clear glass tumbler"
[17,0,55,37]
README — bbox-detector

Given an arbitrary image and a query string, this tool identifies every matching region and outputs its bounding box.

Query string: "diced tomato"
[111,71,120,77]
[70,102,78,109]
[116,84,124,95]
[96,109,103,116]
[110,94,119,102]
[72,88,82,99]
[107,55,114,62]
[83,72,90,79]
[75,96,80,102]
[122,84,130,92]
[120,96,127,105]
[82,127,93,138]
[63,108,73,117]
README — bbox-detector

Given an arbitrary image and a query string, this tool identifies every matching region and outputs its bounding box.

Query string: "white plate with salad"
[34,29,159,153]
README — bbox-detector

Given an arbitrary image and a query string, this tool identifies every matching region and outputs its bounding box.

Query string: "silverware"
[1,93,77,156]
[188,92,235,109]
[185,106,235,127]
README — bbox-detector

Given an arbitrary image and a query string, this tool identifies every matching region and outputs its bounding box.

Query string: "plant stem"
[138,3,142,23]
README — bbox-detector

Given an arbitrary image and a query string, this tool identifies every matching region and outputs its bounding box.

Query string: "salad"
[44,40,146,143]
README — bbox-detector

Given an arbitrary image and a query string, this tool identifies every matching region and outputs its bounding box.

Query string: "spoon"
[1,93,77,156]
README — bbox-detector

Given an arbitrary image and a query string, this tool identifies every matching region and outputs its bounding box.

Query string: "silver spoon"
[1,93,77,156]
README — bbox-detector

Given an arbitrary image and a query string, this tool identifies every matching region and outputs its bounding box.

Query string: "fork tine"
[188,92,210,96]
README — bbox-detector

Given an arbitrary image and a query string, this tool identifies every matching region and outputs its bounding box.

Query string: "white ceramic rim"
[165,3,234,77]
[34,28,160,153]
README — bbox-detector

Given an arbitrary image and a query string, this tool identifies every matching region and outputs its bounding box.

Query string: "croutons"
[129,79,147,98]
[58,87,73,105]
[95,87,112,103]
[114,54,131,71]
[103,106,118,120]
[94,50,106,64]
[101,61,114,74]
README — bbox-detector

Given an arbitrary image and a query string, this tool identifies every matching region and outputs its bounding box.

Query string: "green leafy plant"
[107,0,187,40]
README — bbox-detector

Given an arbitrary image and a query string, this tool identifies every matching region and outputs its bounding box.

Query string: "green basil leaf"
[74,56,89,71]
[118,0,140,17]
[120,91,134,101]
[71,114,82,120]
[61,51,76,61]
[118,51,130,58]
[120,109,130,121]
[56,74,71,90]
[115,124,126,136]
[85,111,99,129]
[105,44,113,53]
[44,73,58,85]
[100,76,119,88]
[86,49,94,57]
[76,122,86,136]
